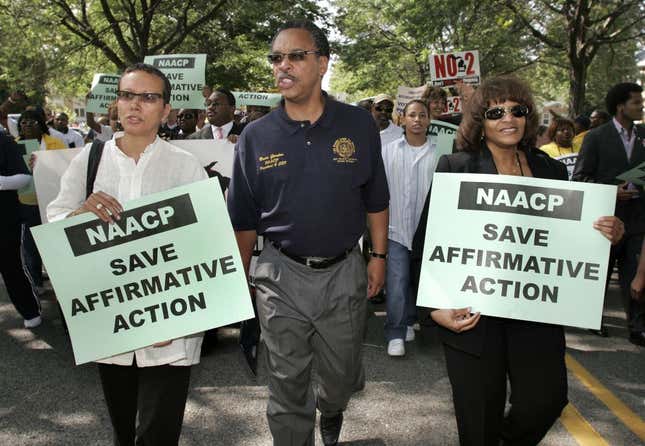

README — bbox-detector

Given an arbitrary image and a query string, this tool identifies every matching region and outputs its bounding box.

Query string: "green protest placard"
[143,54,206,109]
[86,73,120,114]
[616,161,645,186]
[417,173,616,329]
[429,120,458,161]
[233,91,282,107]
[31,178,253,364]
[16,139,39,200]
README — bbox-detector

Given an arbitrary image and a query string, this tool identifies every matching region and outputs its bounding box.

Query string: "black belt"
[270,241,351,269]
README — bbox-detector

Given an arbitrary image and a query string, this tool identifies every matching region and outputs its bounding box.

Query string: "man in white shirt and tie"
[188,88,245,141]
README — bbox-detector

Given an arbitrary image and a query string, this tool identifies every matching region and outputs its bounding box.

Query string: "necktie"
[217,127,224,139]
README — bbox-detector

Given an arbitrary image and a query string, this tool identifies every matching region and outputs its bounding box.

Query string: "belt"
[270,241,351,269]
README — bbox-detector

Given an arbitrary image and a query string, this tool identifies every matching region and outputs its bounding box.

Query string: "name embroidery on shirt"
[332,137,357,164]
[259,152,288,171]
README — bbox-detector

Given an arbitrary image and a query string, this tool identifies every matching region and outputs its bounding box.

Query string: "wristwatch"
[370,251,387,259]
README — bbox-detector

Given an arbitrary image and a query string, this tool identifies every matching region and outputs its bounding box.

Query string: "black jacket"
[572,121,645,235]
[411,145,567,356]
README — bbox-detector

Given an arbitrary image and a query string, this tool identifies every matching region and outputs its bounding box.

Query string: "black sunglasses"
[375,105,393,114]
[267,50,320,64]
[483,105,529,120]
[116,90,164,103]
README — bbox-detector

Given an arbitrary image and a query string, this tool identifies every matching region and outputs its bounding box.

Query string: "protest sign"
[32,178,253,364]
[16,139,39,200]
[33,140,234,222]
[86,74,120,114]
[429,50,480,87]
[143,54,206,109]
[233,91,282,108]
[395,85,428,115]
[429,120,458,160]
[417,173,615,329]
[617,160,645,186]
[445,96,462,114]
[555,153,578,180]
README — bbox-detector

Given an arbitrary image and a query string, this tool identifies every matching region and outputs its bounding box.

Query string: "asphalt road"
[1,278,643,445]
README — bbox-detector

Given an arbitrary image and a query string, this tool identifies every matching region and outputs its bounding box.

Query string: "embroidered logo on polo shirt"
[259,152,287,171]
[332,138,357,164]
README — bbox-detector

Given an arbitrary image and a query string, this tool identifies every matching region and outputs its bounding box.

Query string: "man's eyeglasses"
[267,50,320,65]
[178,113,195,120]
[483,105,529,120]
[19,119,39,126]
[116,90,164,103]
[375,106,393,114]
[204,100,228,108]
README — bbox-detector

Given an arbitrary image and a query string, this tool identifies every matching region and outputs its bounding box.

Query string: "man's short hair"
[214,88,236,108]
[119,63,172,105]
[605,82,642,116]
[272,20,330,58]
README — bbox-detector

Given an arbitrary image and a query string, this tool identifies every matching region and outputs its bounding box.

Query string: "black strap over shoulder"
[86,139,105,199]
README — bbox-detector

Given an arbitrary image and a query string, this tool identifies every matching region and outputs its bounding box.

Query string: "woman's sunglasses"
[483,105,529,120]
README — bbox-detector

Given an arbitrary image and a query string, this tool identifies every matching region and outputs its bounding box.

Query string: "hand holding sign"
[430,307,481,333]
[592,216,624,244]
[70,191,124,223]
[617,182,639,201]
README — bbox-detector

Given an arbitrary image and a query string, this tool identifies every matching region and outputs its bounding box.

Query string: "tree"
[330,0,535,100]
[504,0,645,116]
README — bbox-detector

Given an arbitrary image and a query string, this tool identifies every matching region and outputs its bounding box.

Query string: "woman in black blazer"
[412,76,624,446]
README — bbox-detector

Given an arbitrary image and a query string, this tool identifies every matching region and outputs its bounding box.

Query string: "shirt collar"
[275,91,335,135]
[613,117,633,136]
[112,132,160,158]
[211,120,234,138]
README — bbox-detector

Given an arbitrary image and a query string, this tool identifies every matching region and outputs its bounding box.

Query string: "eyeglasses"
[20,119,39,126]
[375,106,393,114]
[116,90,164,103]
[483,105,529,120]
[267,50,320,65]
[204,100,229,108]
[178,113,195,120]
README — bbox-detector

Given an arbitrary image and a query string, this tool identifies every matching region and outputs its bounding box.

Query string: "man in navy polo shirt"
[227,20,389,446]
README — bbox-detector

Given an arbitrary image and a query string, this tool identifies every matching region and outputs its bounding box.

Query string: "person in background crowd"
[539,115,576,159]
[423,86,448,121]
[16,109,66,296]
[228,20,388,446]
[0,129,42,328]
[573,82,645,346]
[53,112,84,148]
[357,98,373,112]
[159,109,180,140]
[189,88,245,142]
[47,63,207,446]
[244,105,271,123]
[371,94,402,148]
[382,99,437,357]
[413,75,624,446]
[0,90,29,129]
[234,109,244,126]
[572,114,591,152]
[173,108,199,139]
[590,109,611,129]
[87,103,120,142]
[536,124,550,148]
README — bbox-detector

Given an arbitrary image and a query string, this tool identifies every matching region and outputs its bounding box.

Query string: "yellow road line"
[566,353,645,442]
[560,403,609,446]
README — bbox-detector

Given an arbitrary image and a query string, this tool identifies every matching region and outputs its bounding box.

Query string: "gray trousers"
[254,242,367,446]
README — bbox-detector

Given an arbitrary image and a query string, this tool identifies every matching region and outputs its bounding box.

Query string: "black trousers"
[443,318,568,446]
[607,234,645,333]
[97,362,191,446]
[0,224,40,320]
